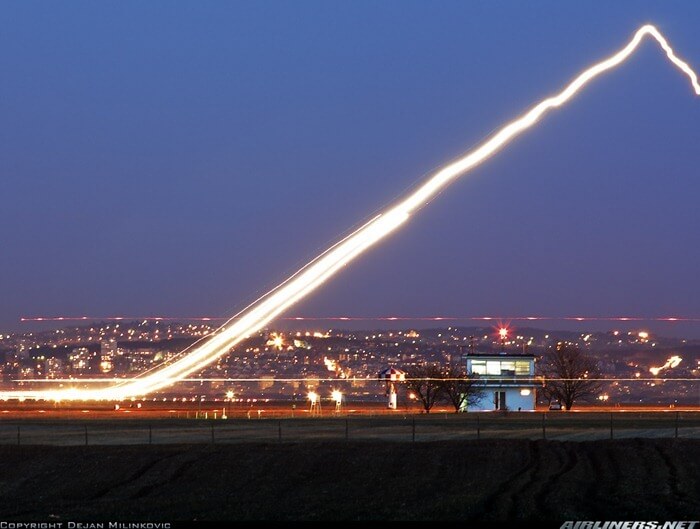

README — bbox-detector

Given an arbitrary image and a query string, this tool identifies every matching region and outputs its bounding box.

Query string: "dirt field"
[0,439,698,521]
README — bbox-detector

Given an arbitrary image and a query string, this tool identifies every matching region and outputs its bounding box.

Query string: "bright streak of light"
[650,355,683,376]
[5,24,698,401]
[3,377,700,388]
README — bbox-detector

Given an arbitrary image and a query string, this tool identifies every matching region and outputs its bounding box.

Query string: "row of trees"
[403,344,602,413]
[403,364,484,413]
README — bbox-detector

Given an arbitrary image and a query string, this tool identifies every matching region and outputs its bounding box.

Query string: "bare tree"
[538,379,558,407]
[440,364,484,413]
[538,343,602,410]
[405,363,444,413]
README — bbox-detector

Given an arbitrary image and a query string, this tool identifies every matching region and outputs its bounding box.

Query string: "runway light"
[2,24,698,401]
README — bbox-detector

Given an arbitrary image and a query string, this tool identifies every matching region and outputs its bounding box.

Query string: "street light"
[331,390,342,413]
[308,391,320,416]
[225,390,234,417]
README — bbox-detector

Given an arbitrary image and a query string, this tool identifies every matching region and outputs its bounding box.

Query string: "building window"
[515,361,531,375]
[486,361,501,375]
[470,360,486,375]
[500,361,515,375]
[470,359,532,376]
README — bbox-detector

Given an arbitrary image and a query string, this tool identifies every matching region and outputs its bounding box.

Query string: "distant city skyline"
[12,314,700,343]
[2,318,696,406]
[2,2,700,337]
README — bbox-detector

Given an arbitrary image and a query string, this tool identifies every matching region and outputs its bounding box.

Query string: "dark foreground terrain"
[0,439,698,521]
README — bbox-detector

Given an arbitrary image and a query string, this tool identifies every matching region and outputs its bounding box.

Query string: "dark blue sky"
[2,2,700,336]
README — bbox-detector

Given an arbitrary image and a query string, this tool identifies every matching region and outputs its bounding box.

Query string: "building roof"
[377,367,406,381]
[464,351,535,358]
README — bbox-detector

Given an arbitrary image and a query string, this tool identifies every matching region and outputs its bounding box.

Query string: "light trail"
[4,24,698,401]
[10,377,700,384]
[20,315,700,323]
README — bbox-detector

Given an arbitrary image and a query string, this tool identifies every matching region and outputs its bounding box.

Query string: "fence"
[2,412,700,445]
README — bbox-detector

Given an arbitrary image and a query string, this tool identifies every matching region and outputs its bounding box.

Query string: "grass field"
[1,412,700,445]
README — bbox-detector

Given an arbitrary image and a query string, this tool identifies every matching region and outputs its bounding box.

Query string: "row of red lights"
[20,315,700,323]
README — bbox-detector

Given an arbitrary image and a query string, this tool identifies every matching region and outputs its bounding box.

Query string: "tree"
[538,343,602,410]
[440,364,484,413]
[405,363,444,413]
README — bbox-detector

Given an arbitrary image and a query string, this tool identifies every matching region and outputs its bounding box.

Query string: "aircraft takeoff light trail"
[3,24,698,401]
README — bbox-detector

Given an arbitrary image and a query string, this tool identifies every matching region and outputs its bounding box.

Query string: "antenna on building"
[499,328,508,353]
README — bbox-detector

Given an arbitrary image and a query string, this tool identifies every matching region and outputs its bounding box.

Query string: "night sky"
[2,2,700,336]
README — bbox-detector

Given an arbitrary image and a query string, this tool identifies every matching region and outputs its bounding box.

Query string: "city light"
[307,391,318,405]
[650,355,682,376]
[323,357,337,372]
[2,24,698,401]
[266,333,285,350]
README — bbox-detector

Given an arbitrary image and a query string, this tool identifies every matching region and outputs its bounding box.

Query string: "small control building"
[464,351,537,411]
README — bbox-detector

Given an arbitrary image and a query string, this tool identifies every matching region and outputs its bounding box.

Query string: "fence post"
[17,425,20,446]
[149,424,153,445]
[84,425,88,446]
[412,417,416,442]
[476,414,480,440]
[278,421,282,442]
[210,423,215,444]
[542,413,546,439]
[345,418,349,441]
[675,411,679,439]
[610,412,614,440]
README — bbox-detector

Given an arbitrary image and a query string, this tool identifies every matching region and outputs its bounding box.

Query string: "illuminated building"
[464,335,537,412]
